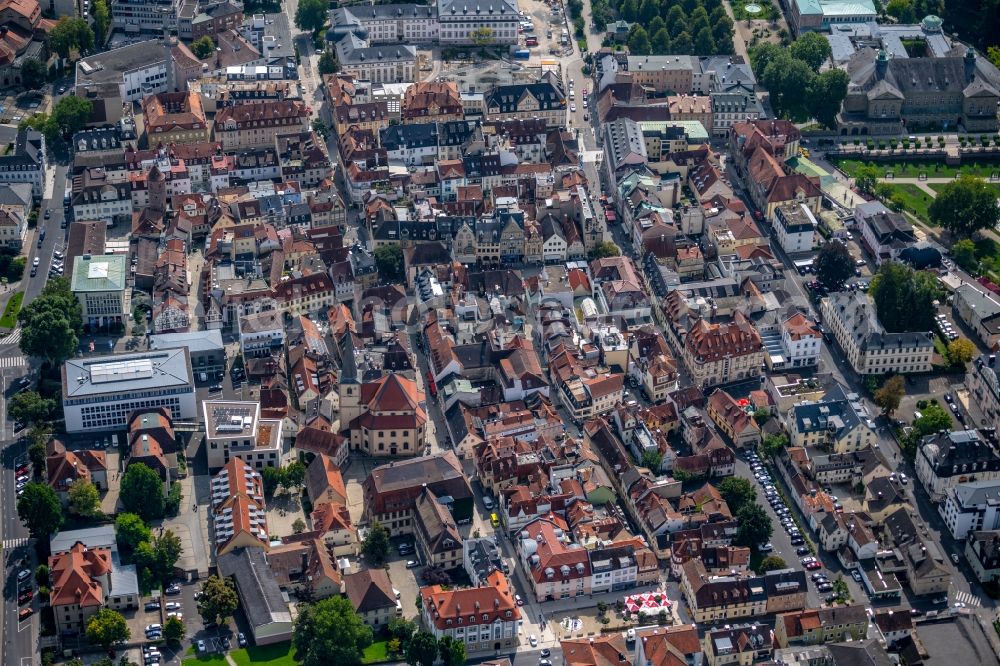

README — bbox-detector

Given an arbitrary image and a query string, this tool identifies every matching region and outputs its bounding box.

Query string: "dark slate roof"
[485,82,566,114]
[380,122,439,152]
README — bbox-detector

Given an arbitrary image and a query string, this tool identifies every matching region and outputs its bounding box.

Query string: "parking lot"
[739,451,864,609]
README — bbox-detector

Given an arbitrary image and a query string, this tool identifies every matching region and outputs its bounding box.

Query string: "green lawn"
[0,290,22,329]
[181,656,229,666]
[877,184,935,223]
[928,183,1000,197]
[362,640,390,664]
[230,642,298,666]
[832,156,1000,179]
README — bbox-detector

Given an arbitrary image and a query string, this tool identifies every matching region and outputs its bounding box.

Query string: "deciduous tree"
[874,375,905,415]
[19,58,46,91]
[362,521,390,565]
[67,478,101,519]
[190,36,215,59]
[85,609,130,649]
[929,175,1000,238]
[789,31,832,71]
[17,482,62,538]
[198,575,239,625]
[115,513,151,552]
[947,338,976,365]
[815,240,854,291]
[294,0,328,33]
[734,503,773,548]
[405,632,439,666]
[718,477,756,514]
[913,403,952,436]
[119,463,164,520]
[758,555,787,572]
[294,597,373,666]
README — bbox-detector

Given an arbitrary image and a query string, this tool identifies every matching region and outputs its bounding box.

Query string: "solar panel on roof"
[89,358,154,383]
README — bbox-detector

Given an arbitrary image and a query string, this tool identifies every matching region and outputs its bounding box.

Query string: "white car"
[529,635,538,647]
[570,104,576,112]
[515,594,523,606]
[165,602,181,611]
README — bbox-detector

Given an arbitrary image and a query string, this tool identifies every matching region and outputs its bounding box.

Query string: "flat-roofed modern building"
[63,350,197,433]
[71,254,130,327]
[203,400,285,470]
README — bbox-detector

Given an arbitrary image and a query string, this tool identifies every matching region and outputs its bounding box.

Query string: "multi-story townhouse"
[941,479,1000,540]
[915,429,1000,502]
[213,101,310,151]
[334,34,416,84]
[681,311,764,388]
[362,452,474,536]
[0,129,44,199]
[773,202,817,254]
[773,606,869,648]
[142,91,210,145]
[517,517,591,602]
[789,385,876,454]
[420,571,521,651]
[969,354,1000,432]
[485,78,567,128]
[780,313,822,369]
[820,290,933,375]
[856,203,916,264]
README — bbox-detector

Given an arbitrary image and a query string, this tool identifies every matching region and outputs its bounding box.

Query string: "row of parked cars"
[746,451,809,555]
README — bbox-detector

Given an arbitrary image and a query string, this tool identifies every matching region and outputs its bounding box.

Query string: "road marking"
[0,356,26,368]
[3,538,27,549]
[955,589,982,608]
[0,328,21,345]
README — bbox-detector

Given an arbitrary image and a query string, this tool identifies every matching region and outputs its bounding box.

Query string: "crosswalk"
[2,537,27,550]
[0,355,26,368]
[0,327,20,345]
[955,590,982,608]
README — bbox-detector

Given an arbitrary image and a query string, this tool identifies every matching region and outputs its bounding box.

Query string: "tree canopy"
[951,239,978,273]
[752,42,848,125]
[734,503,773,548]
[86,609,130,649]
[18,277,82,364]
[19,58,46,91]
[119,463,165,520]
[294,0,328,32]
[815,241,854,292]
[929,175,1000,238]
[293,596,374,666]
[115,513,151,552]
[789,31,832,71]
[717,477,756,514]
[8,390,55,425]
[191,36,215,59]
[362,521,391,566]
[67,479,102,519]
[874,375,905,416]
[758,555,788,573]
[913,403,952,436]
[374,244,404,282]
[198,575,239,625]
[870,261,941,333]
[947,338,976,365]
[49,17,94,60]
[590,242,621,259]
[17,482,62,539]
[318,49,340,75]
[405,632,439,666]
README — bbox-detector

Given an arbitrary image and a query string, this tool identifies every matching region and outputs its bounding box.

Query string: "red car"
[805,561,822,571]
[18,608,33,621]
[17,590,32,605]
[16,465,29,475]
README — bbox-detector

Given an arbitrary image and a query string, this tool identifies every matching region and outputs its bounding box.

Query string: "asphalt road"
[0,162,70,666]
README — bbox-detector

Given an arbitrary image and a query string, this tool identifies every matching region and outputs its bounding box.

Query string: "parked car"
[17,590,33,604]
[165,583,181,595]
[17,570,30,582]
[238,633,248,648]
[222,637,231,650]
[144,601,160,611]
[165,602,181,611]
[197,640,207,653]
[18,608,33,621]
[851,570,862,582]
[796,546,810,555]
[405,560,419,568]
[145,624,162,634]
